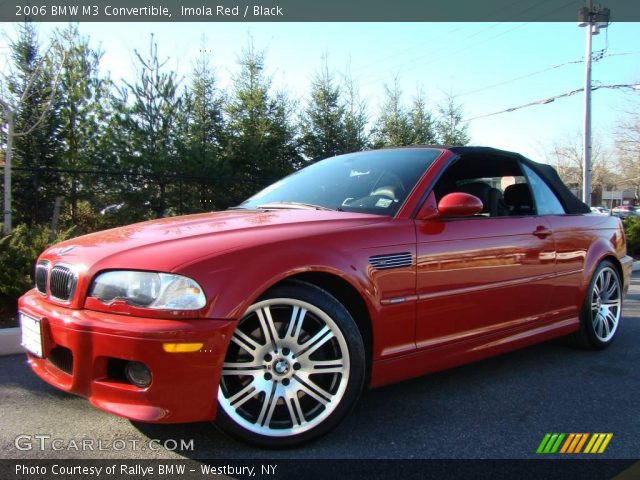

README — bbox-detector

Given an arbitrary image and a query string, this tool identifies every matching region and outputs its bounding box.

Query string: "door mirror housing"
[438,192,483,217]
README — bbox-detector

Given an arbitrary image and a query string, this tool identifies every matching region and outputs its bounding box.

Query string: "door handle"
[532,226,552,238]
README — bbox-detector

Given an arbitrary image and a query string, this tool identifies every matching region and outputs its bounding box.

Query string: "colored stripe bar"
[568,433,583,453]
[584,434,599,453]
[550,433,566,453]
[589,434,607,454]
[537,433,552,454]
[560,434,576,453]
[543,434,559,453]
[598,434,613,453]
[574,433,589,453]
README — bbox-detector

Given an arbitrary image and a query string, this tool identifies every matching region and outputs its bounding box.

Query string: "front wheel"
[216,280,366,447]
[569,260,622,350]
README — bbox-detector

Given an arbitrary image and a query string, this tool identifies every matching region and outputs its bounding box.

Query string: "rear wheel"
[216,280,365,446]
[569,261,622,349]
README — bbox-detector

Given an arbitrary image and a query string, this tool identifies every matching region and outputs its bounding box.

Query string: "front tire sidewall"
[215,280,366,447]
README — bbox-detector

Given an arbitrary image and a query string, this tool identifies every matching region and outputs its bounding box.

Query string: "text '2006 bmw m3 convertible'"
[19,146,633,446]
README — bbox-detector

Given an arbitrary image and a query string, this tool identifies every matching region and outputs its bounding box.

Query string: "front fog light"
[124,361,152,388]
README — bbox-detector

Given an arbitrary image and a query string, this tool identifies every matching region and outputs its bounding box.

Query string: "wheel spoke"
[257,306,280,350]
[308,359,345,374]
[222,364,264,376]
[605,309,618,328]
[228,382,258,408]
[296,325,334,359]
[285,306,306,343]
[284,389,305,427]
[231,329,262,353]
[293,374,330,406]
[256,384,279,427]
[602,314,611,337]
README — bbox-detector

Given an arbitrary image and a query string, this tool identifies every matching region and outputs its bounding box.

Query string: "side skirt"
[369,317,579,388]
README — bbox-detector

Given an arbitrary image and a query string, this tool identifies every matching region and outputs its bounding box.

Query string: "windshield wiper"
[256,202,335,211]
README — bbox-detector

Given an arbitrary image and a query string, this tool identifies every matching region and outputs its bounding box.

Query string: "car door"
[414,157,557,350]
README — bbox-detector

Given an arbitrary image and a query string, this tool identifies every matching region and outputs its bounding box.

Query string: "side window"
[432,155,537,217]
[521,164,565,215]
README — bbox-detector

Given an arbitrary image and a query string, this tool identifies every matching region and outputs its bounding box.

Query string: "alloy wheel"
[590,266,621,342]
[218,298,350,437]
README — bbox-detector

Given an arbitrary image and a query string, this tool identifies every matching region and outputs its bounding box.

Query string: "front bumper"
[18,289,237,423]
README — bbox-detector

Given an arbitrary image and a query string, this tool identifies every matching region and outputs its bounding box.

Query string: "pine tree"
[372,79,413,148]
[300,59,346,163]
[223,43,301,206]
[182,39,226,211]
[410,88,437,145]
[436,94,470,146]
[119,34,184,218]
[342,73,369,153]
[53,24,111,224]
[6,22,62,226]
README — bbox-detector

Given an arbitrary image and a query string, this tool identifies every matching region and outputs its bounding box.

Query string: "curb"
[0,327,23,356]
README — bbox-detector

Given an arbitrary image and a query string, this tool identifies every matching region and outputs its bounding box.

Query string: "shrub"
[0,223,73,317]
[623,217,640,258]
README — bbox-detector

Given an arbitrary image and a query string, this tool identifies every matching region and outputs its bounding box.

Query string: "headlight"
[88,271,206,310]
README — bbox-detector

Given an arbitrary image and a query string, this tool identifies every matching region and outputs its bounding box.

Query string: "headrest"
[504,183,532,207]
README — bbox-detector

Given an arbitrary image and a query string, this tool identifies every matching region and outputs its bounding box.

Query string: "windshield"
[239,149,442,216]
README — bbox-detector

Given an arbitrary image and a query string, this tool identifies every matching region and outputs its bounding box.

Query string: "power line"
[360,0,579,89]
[454,59,583,98]
[454,51,640,98]
[466,83,640,122]
[349,0,539,79]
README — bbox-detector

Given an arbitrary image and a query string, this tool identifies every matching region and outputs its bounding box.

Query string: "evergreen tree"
[372,79,413,148]
[53,24,111,224]
[6,22,62,226]
[342,73,369,153]
[119,35,184,218]
[223,43,301,206]
[182,40,226,211]
[300,59,346,162]
[410,88,437,145]
[436,94,470,146]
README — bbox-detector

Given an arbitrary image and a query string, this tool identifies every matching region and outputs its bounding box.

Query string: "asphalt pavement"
[1,274,640,460]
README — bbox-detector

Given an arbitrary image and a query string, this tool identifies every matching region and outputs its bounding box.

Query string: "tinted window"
[522,164,566,215]
[240,149,441,216]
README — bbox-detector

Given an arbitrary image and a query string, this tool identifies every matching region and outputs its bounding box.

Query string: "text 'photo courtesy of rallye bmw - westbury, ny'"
[15,463,277,477]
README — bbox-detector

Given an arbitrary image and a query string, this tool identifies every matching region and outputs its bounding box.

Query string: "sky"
[1,20,639,163]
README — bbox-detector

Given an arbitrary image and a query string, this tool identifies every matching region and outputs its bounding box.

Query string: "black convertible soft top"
[447,146,592,215]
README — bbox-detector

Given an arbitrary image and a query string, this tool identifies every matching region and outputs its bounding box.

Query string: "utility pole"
[578,1,610,206]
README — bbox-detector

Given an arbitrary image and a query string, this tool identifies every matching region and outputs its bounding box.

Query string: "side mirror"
[438,192,483,217]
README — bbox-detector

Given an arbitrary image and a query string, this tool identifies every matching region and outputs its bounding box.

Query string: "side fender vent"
[369,252,413,270]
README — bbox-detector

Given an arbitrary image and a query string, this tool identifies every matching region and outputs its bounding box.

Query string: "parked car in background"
[19,146,633,446]
[611,205,640,219]
[590,206,610,216]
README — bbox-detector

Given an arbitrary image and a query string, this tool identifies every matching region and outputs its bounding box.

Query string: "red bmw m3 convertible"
[19,146,632,446]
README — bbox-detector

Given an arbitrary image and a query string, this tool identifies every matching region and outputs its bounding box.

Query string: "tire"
[568,260,622,350]
[215,279,366,447]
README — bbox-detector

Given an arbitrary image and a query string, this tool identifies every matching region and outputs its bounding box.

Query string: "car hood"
[41,209,386,273]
